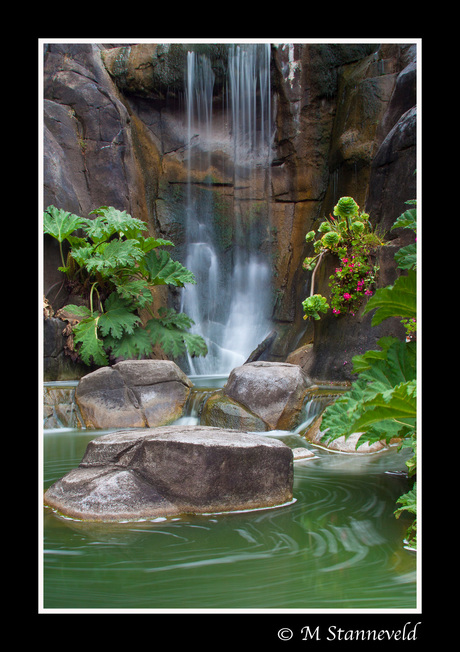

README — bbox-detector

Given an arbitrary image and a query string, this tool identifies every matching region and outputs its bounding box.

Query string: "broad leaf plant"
[319,198,418,547]
[44,205,208,366]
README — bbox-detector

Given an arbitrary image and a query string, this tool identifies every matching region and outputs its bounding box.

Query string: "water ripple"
[43,434,416,609]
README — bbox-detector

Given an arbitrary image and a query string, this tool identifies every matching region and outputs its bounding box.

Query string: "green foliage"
[333,196,360,220]
[319,197,418,547]
[364,268,416,326]
[43,206,88,273]
[146,309,209,358]
[302,197,383,320]
[391,205,417,271]
[44,205,208,366]
[364,199,417,339]
[302,294,330,321]
[394,483,417,548]
[321,337,416,445]
[140,249,196,287]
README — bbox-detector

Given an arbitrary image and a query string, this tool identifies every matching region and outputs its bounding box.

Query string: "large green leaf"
[321,338,416,445]
[84,239,144,276]
[140,249,196,287]
[394,243,417,270]
[181,332,209,357]
[155,307,195,330]
[351,336,400,373]
[43,206,87,242]
[358,339,416,391]
[105,327,153,359]
[350,380,416,433]
[113,277,152,308]
[363,268,416,326]
[98,293,141,339]
[390,207,416,232]
[68,243,95,268]
[145,313,207,358]
[86,206,146,243]
[58,304,92,319]
[136,236,175,253]
[72,315,108,366]
[394,483,417,519]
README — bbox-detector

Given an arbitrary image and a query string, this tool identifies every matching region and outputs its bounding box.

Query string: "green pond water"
[42,426,417,611]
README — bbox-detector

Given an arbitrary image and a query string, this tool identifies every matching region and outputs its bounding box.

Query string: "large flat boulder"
[43,426,294,522]
[75,360,193,429]
[223,362,309,430]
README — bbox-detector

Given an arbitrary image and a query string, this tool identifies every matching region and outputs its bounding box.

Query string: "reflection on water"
[42,428,416,610]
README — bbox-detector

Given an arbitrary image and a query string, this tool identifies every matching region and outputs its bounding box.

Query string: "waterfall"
[180,44,274,376]
[294,387,349,435]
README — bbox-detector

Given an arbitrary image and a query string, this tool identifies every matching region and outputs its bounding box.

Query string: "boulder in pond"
[223,362,309,431]
[43,425,294,522]
[75,360,193,429]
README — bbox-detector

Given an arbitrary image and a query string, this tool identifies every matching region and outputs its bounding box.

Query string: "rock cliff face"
[43,41,417,381]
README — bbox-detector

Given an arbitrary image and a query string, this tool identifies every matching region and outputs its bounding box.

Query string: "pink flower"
[342,258,348,263]
[364,289,373,296]
[343,292,352,300]
[333,308,341,314]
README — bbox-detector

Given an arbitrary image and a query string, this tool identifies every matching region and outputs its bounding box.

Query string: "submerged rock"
[43,425,294,522]
[303,414,400,453]
[75,360,193,429]
[292,447,317,461]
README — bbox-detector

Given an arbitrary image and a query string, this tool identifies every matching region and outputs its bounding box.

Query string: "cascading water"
[180,44,274,376]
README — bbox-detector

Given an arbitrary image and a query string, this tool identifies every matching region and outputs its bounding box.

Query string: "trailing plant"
[319,199,418,548]
[44,205,208,366]
[302,196,383,320]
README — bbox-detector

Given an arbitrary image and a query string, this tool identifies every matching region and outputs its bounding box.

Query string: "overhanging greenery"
[319,198,418,548]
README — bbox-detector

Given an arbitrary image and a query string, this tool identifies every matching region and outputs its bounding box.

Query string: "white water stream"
[180,44,274,375]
